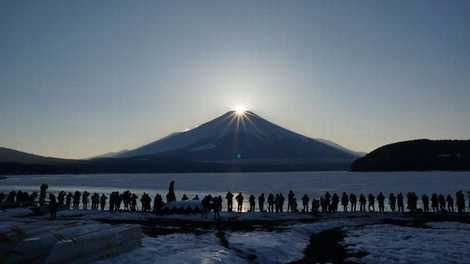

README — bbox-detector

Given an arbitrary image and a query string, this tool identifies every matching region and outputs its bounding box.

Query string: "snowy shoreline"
[3,207,470,263]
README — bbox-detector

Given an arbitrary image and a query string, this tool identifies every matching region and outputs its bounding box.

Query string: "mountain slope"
[0,147,77,165]
[351,139,470,171]
[117,111,359,162]
[315,138,366,157]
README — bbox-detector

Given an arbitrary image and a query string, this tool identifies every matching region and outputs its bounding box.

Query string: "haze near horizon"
[1,1,469,159]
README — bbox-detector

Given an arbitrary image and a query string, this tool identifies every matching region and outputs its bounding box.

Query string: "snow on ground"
[94,219,375,264]
[94,233,247,264]
[0,208,33,220]
[343,222,470,264]
[227,221,351,263]
[4,207,470,264]
[95,218,470,264]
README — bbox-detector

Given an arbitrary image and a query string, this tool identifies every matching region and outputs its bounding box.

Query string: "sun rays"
[234,105,247,116]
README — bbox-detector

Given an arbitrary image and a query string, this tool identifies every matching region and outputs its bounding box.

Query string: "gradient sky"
[1,1,469,159]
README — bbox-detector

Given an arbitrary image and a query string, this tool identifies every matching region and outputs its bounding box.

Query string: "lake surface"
[2,171,469,199]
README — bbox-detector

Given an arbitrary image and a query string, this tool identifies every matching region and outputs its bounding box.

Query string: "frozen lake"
[1,171,469,199]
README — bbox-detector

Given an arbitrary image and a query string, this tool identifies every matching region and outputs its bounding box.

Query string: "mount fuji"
[0,111,361,174]
[114,111,359,163]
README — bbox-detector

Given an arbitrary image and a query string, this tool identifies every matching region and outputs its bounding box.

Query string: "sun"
[234,105,247,115]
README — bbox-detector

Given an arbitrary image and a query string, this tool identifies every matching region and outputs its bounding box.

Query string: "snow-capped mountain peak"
[115,111,358,162]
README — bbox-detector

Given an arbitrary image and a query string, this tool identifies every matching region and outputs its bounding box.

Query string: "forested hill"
[351,139,470,171]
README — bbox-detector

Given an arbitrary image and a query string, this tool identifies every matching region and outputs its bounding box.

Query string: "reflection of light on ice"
[95,233,247,264]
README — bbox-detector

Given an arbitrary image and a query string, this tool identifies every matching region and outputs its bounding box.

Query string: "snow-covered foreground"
[94,220,363,264]
[3,207,470,263]
[95,233,247,264]
[94,218,470,264]
[344,222,470,264]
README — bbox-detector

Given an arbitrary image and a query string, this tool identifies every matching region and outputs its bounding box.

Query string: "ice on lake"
[2,171,469,194]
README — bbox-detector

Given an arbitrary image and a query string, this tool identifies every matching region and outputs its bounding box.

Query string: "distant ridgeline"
[351,139,470,171]
[0,147,353,175]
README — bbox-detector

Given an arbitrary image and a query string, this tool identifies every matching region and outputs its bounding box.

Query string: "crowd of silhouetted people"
[1,181,470,219]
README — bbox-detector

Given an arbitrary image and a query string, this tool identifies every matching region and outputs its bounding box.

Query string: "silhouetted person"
[201,195,212,219]
[17,191,29,207]
[325,192,331,212]
[122,191,131,211]
[412,192,418,211]
[109,192,115,212]
[31,192,38,207]
[130,193,138,212]
[91,193,99,210]
[312,198,320,214]
[73,191,81,209]
[140,193,146,212]
[446,194,454,212]
[39,184,48,206]
[166,181,176,203]
[331,193,339,213]
[279,193,285,212]
[65,192,72,209]
[377,192,385,213]
[144,193,152,212]
[438,194,446,210]
[212,196,222,220]
[15,190,22,206]
[302,194,310,212]
[110,191,119,212]
[117,192,123,211]
[275,194,280,212]
[431,193,439,212]
[217,195,223,212]
[407,192,418,212]
[58,191,66,206]
[0,192,5,205]
[153,194,164,213]
[5,191,16,206]
[349,193,357,212]
[368,193,375,212]
[145,193,152,212]
[249,195,256,212]
[236,193,244,212]
[287,190,295,212]
[320,196,327,213]
[182,194,189,201]
[421,194,429,213]
[341,193,349,212]
[397,193,404,213]
[258,193,265,212]
[467,192,470,211]
[456,190,465,214]
[100,194,107,210]
[192,195,199,200]
[226,192,234,212]
[267,193,274,212]
[292,197,298,212]
[389,193,396,212]
[49,193,57,219]
[18,190,29,207]
[82,191,90,210]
